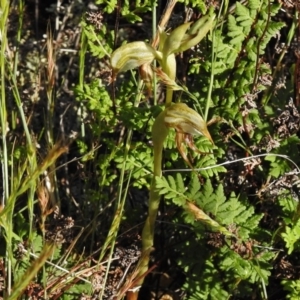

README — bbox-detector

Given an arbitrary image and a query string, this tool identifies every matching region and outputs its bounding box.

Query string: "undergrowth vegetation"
[0,0,300,299]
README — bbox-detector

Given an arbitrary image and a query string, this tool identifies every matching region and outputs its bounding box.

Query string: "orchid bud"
[110,41,159,76]
[161,13,216,57]
[164,103,213,144]
[162,22,192,57]
[178,14,216,53]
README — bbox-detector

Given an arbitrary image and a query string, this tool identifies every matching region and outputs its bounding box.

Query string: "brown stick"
[151,0,178,49]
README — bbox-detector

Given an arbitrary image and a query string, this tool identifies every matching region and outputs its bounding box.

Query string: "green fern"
[75,80,115,125]
[220,248,274,283]
[155,174,186,206]
[95,0,118,14]
[182,259,230,299]
[82,22,113,59]
[114,144,153,188]
[281,219,300,254]
[156,174,263,239]
[248,0,261,10]
[279,192,299,224]
[282,279,300,300]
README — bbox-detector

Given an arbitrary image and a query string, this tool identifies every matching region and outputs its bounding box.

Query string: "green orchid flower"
[110,13,216,79]
[164,102,213,168]
[109,11,216,299]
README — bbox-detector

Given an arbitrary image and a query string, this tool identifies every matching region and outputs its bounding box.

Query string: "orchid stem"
[126,111,168,300]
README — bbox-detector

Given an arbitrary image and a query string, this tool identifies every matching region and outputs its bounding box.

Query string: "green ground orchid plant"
[110,12,215,299]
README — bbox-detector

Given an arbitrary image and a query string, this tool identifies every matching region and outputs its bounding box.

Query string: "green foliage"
[219,248,274,283]
[82,22,113,58]
[96,0,153,22]
[157,174,263,239]
[189,0,285,123]
[282,220,300,255]
[176,228,275,299]
[95,0,118,14]
[74,79,115,129]
[279,192,298,224]
[114,143,152,188]
[178,0,207,14]
[156,173,186,206]
[282,280,300,300]
[13,233,43,281]
[121,0,153,22]
[265,136,300,177]
[180,257,230,299]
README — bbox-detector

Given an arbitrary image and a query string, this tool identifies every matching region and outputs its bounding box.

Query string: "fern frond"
[155,174,186,205]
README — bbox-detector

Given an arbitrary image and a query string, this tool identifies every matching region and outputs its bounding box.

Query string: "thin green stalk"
[13,0,24,77]
[205,0,227,122]
[10,0,23,131]
[0,0,9,208]
[152,0,157,105]
[98,169,133,300]
[78,28,87,138]
[262,8,296,105]
[9,69,33,147]
[0,0,11,296]
[205,29,215,122]
[9,7,39,241]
